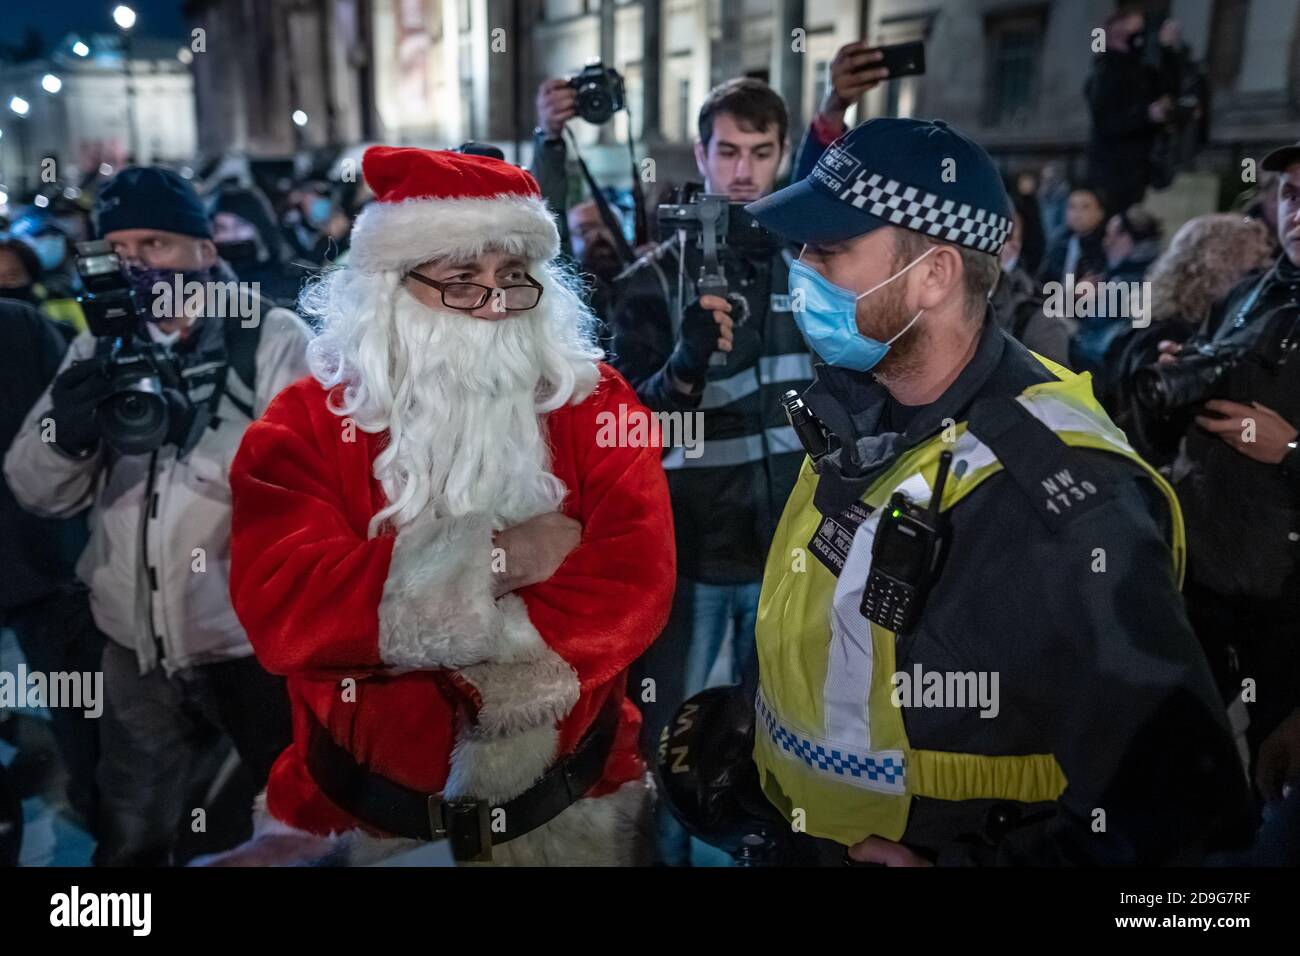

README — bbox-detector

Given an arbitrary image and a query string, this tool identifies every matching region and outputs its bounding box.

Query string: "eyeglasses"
[405,270,544,312]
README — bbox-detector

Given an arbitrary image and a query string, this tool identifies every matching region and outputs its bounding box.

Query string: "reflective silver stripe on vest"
[699,353,814,410]
[662,425,802,470]
[821,470,931,762]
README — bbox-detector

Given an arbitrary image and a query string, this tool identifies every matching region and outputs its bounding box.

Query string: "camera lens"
[579,85,612,124]
[1133,367,1168,412]
[101,377,170,455]
[1134,350,1235,413]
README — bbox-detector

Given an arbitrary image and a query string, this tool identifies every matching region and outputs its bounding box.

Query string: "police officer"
[738,117,1253,865]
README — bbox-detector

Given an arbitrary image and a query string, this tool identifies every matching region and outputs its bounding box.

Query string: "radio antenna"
[928,451,953,525]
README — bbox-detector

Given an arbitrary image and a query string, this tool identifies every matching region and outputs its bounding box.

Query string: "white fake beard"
[369,295,571,533]
[304,264,603,537]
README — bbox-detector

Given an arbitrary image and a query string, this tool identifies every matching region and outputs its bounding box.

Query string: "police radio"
[860,450,953,635]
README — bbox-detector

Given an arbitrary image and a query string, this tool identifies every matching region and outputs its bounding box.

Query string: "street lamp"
[72,40,90,57]
[7,98,30,193]
[114,4,137,164]
[292,110,309,127]
[41,74,63,94]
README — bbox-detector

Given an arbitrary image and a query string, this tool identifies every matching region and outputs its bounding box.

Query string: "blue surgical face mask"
[32,234,68,271]
[787,244,936,371]
[307,196,334,229]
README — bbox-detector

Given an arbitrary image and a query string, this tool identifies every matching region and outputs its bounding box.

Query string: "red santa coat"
[228,363,674,857]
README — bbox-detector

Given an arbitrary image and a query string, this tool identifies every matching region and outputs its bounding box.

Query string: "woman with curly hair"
[1107,213,1276,462]
[1147,214,1275,328]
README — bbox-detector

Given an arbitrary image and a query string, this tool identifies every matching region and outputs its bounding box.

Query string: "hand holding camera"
[536,63,626,138]
[49,357,113,455]
[536,78,578,139]
[1194,399,1297,465]
[73,240,196,456]
[668,294,734,390]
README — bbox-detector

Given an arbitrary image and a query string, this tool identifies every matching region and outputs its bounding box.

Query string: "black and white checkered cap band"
[839,170,1012,254]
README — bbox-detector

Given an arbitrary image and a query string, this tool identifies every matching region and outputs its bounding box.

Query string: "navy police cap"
[747,117,1013,255]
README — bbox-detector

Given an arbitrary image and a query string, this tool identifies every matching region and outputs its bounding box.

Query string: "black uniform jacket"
[800,316,1254,864]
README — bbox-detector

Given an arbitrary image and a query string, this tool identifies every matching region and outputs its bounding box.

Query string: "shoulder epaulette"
[965,396,1116,533]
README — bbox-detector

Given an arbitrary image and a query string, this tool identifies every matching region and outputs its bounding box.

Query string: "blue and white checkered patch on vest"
[756,691,906,794]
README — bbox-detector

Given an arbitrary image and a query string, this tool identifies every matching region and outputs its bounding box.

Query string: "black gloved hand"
[48,357,112,455]
[666,298,727,389]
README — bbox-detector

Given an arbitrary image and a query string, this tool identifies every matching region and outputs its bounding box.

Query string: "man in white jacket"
[3,166,311,865]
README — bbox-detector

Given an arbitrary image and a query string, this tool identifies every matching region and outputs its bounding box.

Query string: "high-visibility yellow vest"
[753,363,1185,846]
[39,294,87,334]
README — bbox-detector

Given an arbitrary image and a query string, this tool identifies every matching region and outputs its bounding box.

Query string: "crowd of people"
[0,5,1297,868]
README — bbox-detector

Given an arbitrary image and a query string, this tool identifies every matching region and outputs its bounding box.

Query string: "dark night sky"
[12,0,187,52]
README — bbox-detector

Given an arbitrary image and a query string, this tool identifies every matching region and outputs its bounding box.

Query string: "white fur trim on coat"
[442,594,580,802]
[378,511,509,669]
[349,193,561,274]
[456,593,581,736]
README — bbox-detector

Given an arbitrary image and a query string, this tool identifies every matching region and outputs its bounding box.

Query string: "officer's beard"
[858,275,928,384]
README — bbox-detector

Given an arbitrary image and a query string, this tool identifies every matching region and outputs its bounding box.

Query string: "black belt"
[306,692,621,862]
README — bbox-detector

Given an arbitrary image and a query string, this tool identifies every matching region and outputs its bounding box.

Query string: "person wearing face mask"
[729,116,1253,865]
[282,182,351,266]
[0,235,83,337]
[3,165,311,866]
[0,235,45,308]
[210,184,302,308]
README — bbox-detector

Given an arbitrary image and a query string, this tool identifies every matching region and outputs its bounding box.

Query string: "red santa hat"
[348,146,560,274]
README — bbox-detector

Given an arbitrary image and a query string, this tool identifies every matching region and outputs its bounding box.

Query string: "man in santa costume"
[218,146,675,865]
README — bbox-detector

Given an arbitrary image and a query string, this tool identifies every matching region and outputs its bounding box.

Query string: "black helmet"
[654,684,790,864]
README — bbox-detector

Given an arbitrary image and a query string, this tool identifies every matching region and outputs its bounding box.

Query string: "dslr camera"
[75,240,194,455]
[1133,339,1248,413]
[568,61,626,125]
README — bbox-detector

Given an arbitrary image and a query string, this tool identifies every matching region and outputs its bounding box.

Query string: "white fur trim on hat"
[349,193,560,273]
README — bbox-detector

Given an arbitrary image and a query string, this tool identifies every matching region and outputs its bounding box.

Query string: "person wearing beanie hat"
[683,116,1253,866]
[3,164,312,865]
[207,146,674,866]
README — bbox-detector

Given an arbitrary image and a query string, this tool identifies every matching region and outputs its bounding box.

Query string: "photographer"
[532,77,580,254]
[3,166,310,865]
[1130,143,1300,799]
[607,78,811,864]
[532,73,640,276]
